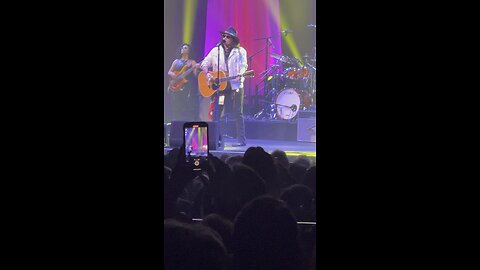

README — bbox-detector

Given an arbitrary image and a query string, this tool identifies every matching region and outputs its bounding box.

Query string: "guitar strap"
[178,59,187,70]
[224,47,236,95]
[175,59,188,92]
[225,47,239,112]
[223,48,230,80]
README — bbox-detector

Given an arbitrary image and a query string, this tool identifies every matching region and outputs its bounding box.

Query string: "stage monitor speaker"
[169,121,224,150]
[164,123,171,147]
[297,110,316,143]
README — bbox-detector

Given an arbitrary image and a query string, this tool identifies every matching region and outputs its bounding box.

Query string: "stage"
[165,138,315,163]
[164,118,316,163]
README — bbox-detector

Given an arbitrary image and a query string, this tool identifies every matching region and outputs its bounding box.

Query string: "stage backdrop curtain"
[203,0,282,106]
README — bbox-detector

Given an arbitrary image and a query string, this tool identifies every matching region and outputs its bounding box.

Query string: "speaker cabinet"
[297,111,316,143]
[169,121,224,150]
[164,123,170,146]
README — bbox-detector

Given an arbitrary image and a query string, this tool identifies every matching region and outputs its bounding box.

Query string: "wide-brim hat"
[220,27,240,43]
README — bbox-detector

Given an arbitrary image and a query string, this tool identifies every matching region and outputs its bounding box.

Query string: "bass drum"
[275,88,301,120]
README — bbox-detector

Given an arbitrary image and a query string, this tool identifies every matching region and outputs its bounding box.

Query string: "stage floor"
[164,138,316,163]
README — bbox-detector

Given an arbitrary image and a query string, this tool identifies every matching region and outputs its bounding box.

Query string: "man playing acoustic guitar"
[167,43,201,121]
[200,27,248,147]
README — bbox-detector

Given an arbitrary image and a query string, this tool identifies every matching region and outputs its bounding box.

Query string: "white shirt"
[201,45,248,90]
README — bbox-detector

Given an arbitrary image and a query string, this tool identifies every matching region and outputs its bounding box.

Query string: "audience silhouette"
[164,219,229,270]
[231,196,303,270]
[242,146,281,198]
[164,145,316,270]
[201,213,234,253]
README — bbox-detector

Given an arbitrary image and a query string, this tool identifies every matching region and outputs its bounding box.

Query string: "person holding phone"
[183,122,209,171]
[201,27,248,147]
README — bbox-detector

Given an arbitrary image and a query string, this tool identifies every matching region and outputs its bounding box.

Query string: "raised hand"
[168,144,198,201]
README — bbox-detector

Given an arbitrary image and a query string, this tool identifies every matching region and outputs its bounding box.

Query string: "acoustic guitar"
[198,70,255,97]
[168,62,201,92]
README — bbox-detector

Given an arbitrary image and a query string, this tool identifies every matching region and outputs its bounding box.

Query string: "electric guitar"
[168,62,201,91]
[198,70,255,97]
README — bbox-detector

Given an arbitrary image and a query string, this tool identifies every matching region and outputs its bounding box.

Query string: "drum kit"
[253,26,316,121]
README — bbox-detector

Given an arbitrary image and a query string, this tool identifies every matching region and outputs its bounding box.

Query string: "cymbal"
[270,53,293,64]
[269,52,282,59]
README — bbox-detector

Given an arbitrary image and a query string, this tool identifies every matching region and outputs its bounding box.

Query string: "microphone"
[307,24,316,28]
[281,29,293,36]
[277,103,297,112]
[215,41,223,47]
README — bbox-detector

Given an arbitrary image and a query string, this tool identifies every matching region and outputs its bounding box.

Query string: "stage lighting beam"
[182,0,197,44]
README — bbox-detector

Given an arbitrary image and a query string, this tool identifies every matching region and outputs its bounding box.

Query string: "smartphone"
[183,122,209,171]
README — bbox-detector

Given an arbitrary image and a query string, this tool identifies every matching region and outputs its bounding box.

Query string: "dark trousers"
[215,84,246,144]
[169,88,198,122]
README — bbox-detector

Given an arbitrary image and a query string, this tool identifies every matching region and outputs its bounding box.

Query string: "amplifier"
[164,123,171,146]
[297,110,316,143]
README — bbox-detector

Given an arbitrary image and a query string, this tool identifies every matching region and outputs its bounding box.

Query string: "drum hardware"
[303,53,310,65]
[253,103,276,120]
[305,62,316,72]
[251,36,317,121]
[291,57,303,68]
[303,53,316,67]
[253,89,277,120]
[255,65,316,121]
[297,67,309,79]
[254,85,316,121]
[269,52,296,65]
[284,67,298,80]
[277,103,298,112]
[283,66,309,81]
[253,62,282,120]
[259,63,281,81]
[248,36,275,112]
[254,36,275,95]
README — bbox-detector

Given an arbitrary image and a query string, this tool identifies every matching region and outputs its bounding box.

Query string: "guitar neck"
[177,65,197,80]
[219,74,242,82]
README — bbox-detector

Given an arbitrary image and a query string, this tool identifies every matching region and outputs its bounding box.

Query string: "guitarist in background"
[167,43,200,121]
[201,27,248,147]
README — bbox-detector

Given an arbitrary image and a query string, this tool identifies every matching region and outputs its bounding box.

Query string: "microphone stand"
[215,44,220,123]
[249,36,273,114]
[308,25,317,99]
[252,63,280,120]
[247,48,264,113]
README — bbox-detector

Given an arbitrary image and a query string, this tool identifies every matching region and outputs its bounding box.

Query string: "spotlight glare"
[182,0,197,44]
